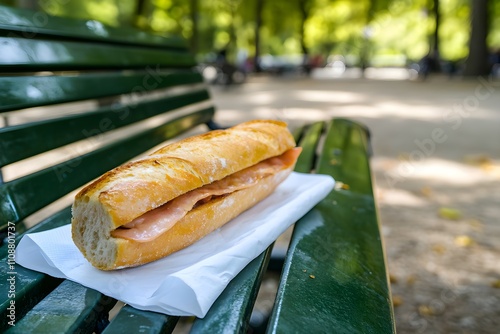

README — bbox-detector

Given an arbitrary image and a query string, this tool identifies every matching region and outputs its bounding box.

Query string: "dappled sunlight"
[216,107,327,127]
[242,92,278,105]
[326,103,446,121]
[379,157,499,187]
[364,68,412,81]
[294,90,365,104]
[377,187,428,207]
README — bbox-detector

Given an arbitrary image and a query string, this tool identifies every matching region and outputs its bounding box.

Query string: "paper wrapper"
[16,172,334,317]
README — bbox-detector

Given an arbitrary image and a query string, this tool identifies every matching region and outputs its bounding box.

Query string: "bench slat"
[0,207,71,255]
[0,110,214,223]
[0,89,210,167]
[0,71,203,113]
[0,37,195,71]
[5,280,116,334]
[0,5,187,49]
[267,119,396,333]
[294,121,323,173]
[190,247,273,333]
[0,264,62,332]
[102,305,178,334]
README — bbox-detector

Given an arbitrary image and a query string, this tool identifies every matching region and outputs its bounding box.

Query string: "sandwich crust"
[74,120,295,228]
[109,168,291,269]
[71,120,296,270]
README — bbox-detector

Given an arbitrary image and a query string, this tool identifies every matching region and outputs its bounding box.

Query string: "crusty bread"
[71,120,296,270]
[73,168,292,270]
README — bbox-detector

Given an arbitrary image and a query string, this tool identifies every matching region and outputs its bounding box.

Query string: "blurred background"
[2,0,500,78]
[2,0,500,333]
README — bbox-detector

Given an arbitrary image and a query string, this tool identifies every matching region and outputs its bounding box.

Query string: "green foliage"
[5,0,500,65]
[39,0,137,27]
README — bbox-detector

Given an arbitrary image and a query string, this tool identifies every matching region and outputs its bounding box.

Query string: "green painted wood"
[0,5,187,49]
[267,119,395,334]
[190,247,273,333]
[0,206,71,255]
[291,126,304,143]
[294,121,323,174]
[102,305,178,334]
[0,90,210,167]
[0,109,214,224]
[0,37,195,71]
[0,264,62,332]
[0,71,203,113]
[5,280,116,334]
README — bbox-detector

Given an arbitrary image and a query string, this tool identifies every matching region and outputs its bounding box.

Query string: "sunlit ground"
[211,70,500,333]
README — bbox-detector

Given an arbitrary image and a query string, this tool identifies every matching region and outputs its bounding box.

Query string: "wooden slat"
[102,305,178,334]
[0,264,62,332]
[267,119,395,333]
[0,109,214,224]
[190,247,273,333]
[0,207,71,255]
[0,37,195,71]
[0,5,187,49]
[294,122,323,173]
[0,71,203,113]
[5,280,116,334]
[0,89,210,167]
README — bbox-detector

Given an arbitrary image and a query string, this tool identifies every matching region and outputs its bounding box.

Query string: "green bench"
[0,5,395,333]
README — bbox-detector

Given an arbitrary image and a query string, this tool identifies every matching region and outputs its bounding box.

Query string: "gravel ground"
[209,70,500,333]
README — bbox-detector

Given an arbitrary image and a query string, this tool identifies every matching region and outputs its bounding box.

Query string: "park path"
[210,72,500,333]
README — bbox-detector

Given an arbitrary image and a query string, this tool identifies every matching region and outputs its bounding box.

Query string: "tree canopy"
[3,0,499,75]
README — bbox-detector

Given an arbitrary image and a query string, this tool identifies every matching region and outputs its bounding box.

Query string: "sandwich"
[71,120,301,270]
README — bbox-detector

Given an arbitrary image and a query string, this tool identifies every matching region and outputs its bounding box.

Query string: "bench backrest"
[0,5,215,234]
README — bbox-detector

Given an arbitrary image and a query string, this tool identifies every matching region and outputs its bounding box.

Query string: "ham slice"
[111,148,301,242]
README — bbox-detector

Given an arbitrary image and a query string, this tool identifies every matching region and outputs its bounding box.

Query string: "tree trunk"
[254,0,264,72]
[359,0,375,75]
[298,0,311,74]
[190,0,199,53]
[431,0,440,56]
[298,0,310,57]
[133,0,147,28]
[464,0,490,76]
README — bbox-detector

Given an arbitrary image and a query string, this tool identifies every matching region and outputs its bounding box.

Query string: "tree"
[464,0,490,76]
[429,0,440,58]
[190,0,199,53]
[254,0,264,72]
[298,0,313,57]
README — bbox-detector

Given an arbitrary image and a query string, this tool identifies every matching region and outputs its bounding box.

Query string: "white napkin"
[16,172,334,318]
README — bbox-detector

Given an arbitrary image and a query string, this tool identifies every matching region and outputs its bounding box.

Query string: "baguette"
[71,120,299,270]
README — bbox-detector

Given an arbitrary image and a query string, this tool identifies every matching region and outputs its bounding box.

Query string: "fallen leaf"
[389,274,398,284]
[420,186,433,198]
[491,280,500,288]
[418,305,435,316]
[454,235,475,247]
[406,275,416,285]
[334,182,350,190]
[464,154,493,167]
[432,244,446,254]
[392,295,403,307]
[398,153,410,161]
[466,219,483,231]
[438,207,462,221]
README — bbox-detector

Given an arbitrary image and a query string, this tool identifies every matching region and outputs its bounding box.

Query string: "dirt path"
[210,72,500,333]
